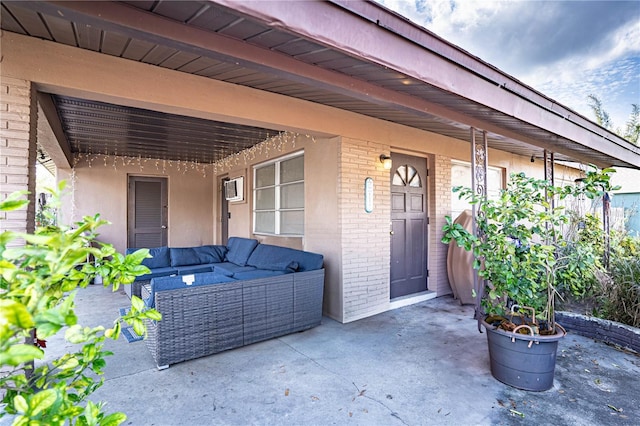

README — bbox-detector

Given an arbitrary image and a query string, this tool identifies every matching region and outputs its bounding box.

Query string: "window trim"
[252,151,304,236]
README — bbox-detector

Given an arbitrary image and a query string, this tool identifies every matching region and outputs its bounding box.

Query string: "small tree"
[588,94,640,145]
[442,168,617,332]
[0,184,161,426]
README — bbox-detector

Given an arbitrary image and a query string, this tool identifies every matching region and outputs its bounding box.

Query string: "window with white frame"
[451,160,503,220]
[253,152,304,235]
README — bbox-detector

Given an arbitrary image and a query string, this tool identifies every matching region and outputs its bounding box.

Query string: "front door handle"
[161,226,167,229]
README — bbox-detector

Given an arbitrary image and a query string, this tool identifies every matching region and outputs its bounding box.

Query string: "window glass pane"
[280,182,304,209]
[280,211,304,235]
[255,188,275,210]
[255,212,275,234]
[280,155,304,183]
[408,166,422,187]
[255,164,275,188]
[393,165,407,186]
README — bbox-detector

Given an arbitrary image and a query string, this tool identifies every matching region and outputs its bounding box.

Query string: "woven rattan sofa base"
[144,269,324,368]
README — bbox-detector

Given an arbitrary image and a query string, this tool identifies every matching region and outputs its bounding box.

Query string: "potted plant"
[442,168,616,391]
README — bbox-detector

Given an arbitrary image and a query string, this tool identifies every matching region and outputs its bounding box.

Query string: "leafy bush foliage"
[601,235,640,328]
[555,213,603,300]
[0,184,161,425]
[442,168,617,331]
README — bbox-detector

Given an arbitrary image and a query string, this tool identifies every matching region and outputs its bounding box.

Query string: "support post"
[543,150,555,207]
[471,128,488,332]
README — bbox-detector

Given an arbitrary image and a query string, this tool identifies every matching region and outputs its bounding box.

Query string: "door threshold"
[389,291,437,310]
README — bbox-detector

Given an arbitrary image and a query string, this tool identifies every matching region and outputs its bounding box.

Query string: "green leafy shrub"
[555,213,603,300]
[442,168,616,333]
[0,184,161,425]
[600,235,640,327]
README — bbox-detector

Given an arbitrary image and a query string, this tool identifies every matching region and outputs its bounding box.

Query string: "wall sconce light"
[530,154,535,163]
[379,154,392,170]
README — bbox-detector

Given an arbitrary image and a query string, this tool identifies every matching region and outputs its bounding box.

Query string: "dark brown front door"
[128,176,168,248]
[390,153,428,299]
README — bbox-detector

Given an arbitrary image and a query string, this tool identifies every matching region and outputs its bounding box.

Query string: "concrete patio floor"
[21,284,640,425]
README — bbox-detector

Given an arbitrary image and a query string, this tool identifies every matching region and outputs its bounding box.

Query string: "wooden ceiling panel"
[158,51,201,70]
[150,1,207,23]
[188,6,240,31]
[3,3,51,39]
[246,29,297,49]
[0,4,26,34]
[74,22,102,51]
[42,14,76,46]
[142,45,179,66]
[100,31,130,56]
[121,39,156,61]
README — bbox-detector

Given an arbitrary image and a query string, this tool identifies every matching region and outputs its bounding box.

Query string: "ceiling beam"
[37,93,73,168]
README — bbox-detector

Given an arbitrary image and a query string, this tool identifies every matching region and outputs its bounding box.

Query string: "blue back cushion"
[170,245,227,267]
[198,245,228,263]
[246,244,323,272]
[225,237,259,266]
[146,272,236,308]
[170,247,199,266]
[127,246,171,269]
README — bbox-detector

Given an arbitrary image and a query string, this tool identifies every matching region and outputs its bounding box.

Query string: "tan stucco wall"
[2,31,584,323]
[57,157,214,253]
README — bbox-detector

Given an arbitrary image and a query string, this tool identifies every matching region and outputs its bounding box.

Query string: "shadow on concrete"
[22,284,640,425]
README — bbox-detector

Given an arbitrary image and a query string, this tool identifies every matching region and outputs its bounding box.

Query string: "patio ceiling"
[2,0,639,168]
[49,95,281,163]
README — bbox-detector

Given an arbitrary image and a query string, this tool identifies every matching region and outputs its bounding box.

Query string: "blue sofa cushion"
[145,272,237,308]
[176,264,215,275]
[246,244,323,272]
[232,270,288,280]
[197,245,228,263]
[225,237,259,266]
[213,262,257,277]
[127,246,171,269]
[135,266,177,282]
[170,247,198,267]
[170,245,228,267]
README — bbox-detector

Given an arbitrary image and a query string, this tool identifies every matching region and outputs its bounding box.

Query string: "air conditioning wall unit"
[224,177,244,202]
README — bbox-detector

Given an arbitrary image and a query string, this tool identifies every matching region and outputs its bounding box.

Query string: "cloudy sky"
[376,0,640,132]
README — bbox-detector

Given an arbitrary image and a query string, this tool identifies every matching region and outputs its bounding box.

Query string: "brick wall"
[339,138,391,322]
[431,154,453,296]
[0,77,36,239]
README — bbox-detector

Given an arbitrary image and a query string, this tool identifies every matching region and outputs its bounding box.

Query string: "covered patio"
[2,0,640,322]
[39,284,640,425]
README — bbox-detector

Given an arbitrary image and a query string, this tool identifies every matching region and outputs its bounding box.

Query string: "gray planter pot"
[482,319,566,391]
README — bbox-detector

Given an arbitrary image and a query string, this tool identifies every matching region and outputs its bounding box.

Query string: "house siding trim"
[0,76,36,241]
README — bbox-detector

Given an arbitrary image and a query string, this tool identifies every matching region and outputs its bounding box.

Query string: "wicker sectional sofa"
[128,237,325,368]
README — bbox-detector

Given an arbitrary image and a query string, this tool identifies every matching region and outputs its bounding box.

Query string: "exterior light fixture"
[379,154,392,170]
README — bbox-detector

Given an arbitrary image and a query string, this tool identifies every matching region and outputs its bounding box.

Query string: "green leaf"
[57,356,80,370]
[13,395,28,414]
[30,389,57,416]
[0,191,29,211]
[99,412,127,426]
[0,344,44,366]
[130,296,145,313]
[0,300,34,329]
[144,309,162,321]
[132,319,145,337]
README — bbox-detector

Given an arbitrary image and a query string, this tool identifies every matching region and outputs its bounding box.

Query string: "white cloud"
[377,0,640,128]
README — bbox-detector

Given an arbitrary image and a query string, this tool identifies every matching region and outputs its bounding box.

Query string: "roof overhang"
[2,0,638,169]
